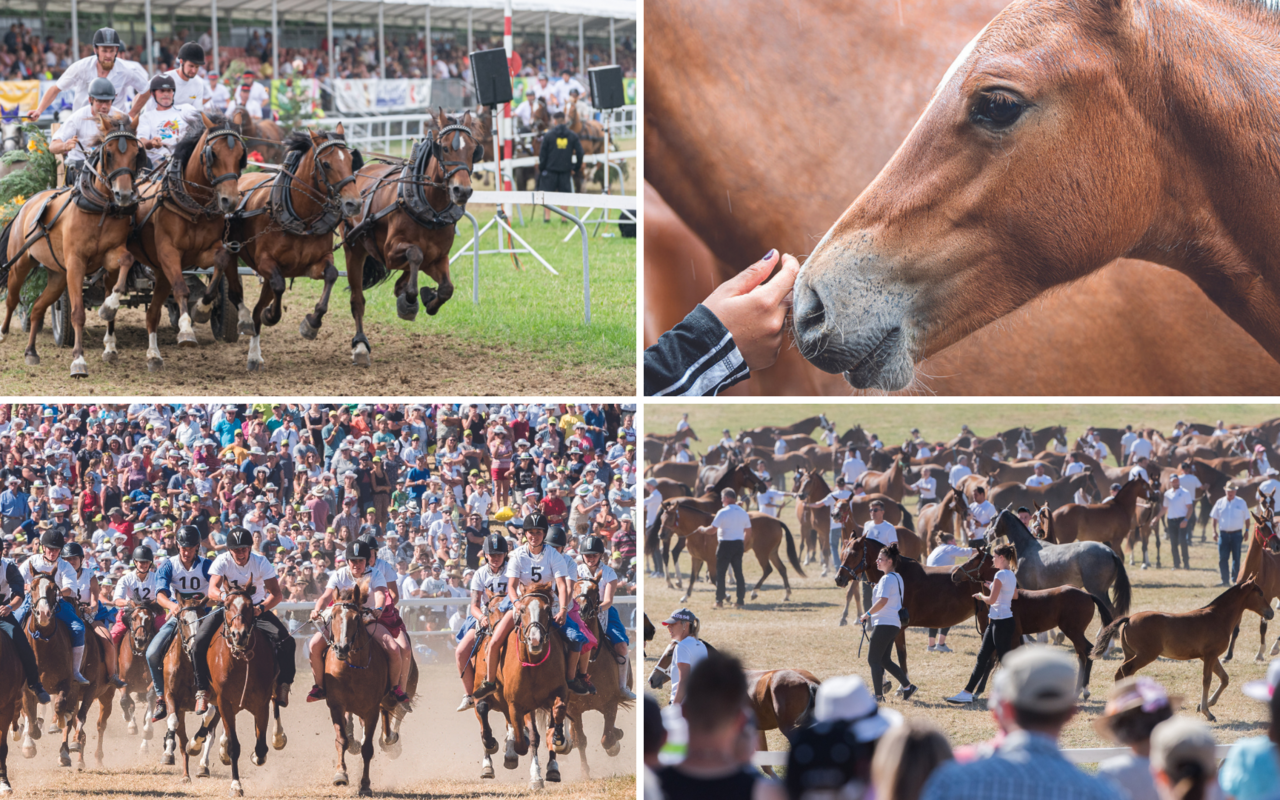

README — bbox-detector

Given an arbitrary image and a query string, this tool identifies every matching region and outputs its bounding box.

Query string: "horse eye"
[973,91,1024,129]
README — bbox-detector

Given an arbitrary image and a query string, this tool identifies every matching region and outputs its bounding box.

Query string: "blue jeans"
[146,616,181,696]
[1219,530,1243,585]
[14,596,85,646]
[830,527,843,568]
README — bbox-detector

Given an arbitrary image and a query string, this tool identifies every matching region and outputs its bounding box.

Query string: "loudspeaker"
[588,65,625,110]
[470,48,513,107]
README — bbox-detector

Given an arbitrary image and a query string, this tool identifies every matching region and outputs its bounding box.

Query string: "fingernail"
[763,249,777,262]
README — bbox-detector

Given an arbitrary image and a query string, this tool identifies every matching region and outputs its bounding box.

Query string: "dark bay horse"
[790,0,1280,390]
[162,595,218,781]
[230,105,286,163]
[0,620,22,792]
[341,109,480,366]
[0,112,143,377]
[1092,579,1274,721]
[116,601,160,748]
[561,576,632,780]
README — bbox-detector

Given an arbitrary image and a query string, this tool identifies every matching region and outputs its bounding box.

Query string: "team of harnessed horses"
[0,105,485,378]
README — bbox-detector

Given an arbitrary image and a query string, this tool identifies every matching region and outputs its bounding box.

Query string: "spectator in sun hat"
[1219,659,1280,800]
[1094,677,1180,800]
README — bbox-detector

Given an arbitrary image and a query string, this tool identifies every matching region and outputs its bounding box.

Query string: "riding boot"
[71,645,90,685]
[618,656,635,700]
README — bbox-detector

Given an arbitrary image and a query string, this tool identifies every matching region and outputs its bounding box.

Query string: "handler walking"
[857,542,917,702]
[692,488,750,609]
[537,111,584,223]
[946,543,1019,704]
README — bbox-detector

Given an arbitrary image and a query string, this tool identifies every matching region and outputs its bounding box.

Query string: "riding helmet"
[87,77,116,101]
[132,545,154,563]
[92,27,123,48]
[227,526,253,549]
[177,525,202,548]
[61,542,85,560]
[177,42,205,63]
[149,73,176,94]
[482,533,509,556]
[358,534,379,551]
[581,536,605,556]
[39,530,66,549]
[346,540,372,561]
[523,512,549,532]
[546,525,568,550]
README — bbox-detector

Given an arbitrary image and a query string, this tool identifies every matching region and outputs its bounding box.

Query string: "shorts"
[376,604,406,638]
[491,466,510,482]
[603,606,629,646]
[538,170,573,193]
[456,614,479,643]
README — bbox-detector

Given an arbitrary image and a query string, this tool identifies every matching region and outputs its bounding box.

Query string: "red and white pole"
[502,0,515,216]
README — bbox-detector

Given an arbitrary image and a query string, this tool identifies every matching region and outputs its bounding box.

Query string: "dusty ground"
[3,664,635,799]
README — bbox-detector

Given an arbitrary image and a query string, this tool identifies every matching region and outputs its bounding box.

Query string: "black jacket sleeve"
[572,133,584,171]
[644,304,749,396]
[6,562,24,603]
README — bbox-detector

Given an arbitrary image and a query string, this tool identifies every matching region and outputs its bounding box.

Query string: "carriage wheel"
[208,274,239,344]
[50,290,72,348]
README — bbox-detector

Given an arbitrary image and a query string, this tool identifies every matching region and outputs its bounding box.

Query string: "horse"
[1126,488,1165,570]
[657,501,804,602]
[161,595,220,781]
[988,471,1100,514]
[566,103,607,191]
[989,509,1132,620]
[0,617,23,792]
[229,104,286,163]
[741,415,831,445]
[1092,579,1274,721]
[918,491,972,552]
[1225,508,1280,662]
[0,111,145,378]
[834,526,921,627]
[341,109,480,366]
[644,480,693,577]
[988,461,1061,484]
[196,127,362,372]
[560,575,632,780]
[645,425,700,457]
[789,0,1280,392]
[115,600,160,749]
[105,111,246,370]
[952,545,1112,699]
[472,582,571,790]
[646,460,701,487]
[651,495,724,590]
[696,459,769,501]
[1051,478,1154,556]
[858,457,909,501]
[206,586,286,797]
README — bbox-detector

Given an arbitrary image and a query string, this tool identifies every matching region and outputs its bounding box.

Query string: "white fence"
[751,743,1236,767]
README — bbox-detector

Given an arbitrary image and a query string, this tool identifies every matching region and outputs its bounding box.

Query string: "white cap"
[812,674,902,743]
[1244,658,1280,701]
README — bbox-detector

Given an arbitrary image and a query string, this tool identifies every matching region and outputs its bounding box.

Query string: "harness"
[127,606,156,657]
[73,128,143,218]
[237,136,352,237]
[156,124,246,222]
[346,124,474,240]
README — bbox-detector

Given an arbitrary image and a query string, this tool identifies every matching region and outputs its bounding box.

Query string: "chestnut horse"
[834,525,922,627]
[0,620,22,793]
[918,490,971,552]
[561,576,632,780]
[790,0,1280,392]
[859,457,909,502]
[1092,579,1274,721]
[116,601,160,748]
[657,501,804,603]
[230,104,286,163]
[1051,478,1153,555]
[1224,509,1280,663]
[341,110,480,366]
[207,587,286,797]
[162,595,219,781]
[988,471,1100,514]
[0,111,144,378]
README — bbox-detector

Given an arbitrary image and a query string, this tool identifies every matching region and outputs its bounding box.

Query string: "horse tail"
[792,679,820,734]
[677,482,693,497]
[0,213,14,287]
[1110,551,1133,616]
[1090,616,1129,659]
[780,521,806,578]
[360,254,391,290]
[1089,592,1114,629]
[898,504,915,531]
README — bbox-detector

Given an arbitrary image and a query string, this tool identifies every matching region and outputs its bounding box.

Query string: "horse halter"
[128,604,154,657]
[515,592,553,667]
[325,600,374,668]
[953,547,991,584]
[310,136,357,199]
[575,581,600,620]
[200,125,247,187]
[837,539,868,583]
[221,594,257,659]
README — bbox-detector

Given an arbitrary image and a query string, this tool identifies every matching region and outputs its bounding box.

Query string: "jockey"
[15,530,89,684]
[455,533,510,712]
[546,524,598,695]
[192,527,296,714]
[59,541,126,688]
[148,526,212,722]
[356,534,412,706]
[305,539,409,708]
[579,535,635,700]
[0,552,52,703]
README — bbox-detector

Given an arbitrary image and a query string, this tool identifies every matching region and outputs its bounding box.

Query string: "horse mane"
[521,580,556,601]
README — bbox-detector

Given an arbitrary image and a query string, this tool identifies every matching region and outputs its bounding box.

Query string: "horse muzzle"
[217,191,237,216]
[450,184,473,205]
[341,198,361,220]
[113,188,138,208]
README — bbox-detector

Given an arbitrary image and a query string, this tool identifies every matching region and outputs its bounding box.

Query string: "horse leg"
[526,713,544,791]
[224,254,255,337]
[476,698,497,778]
[394,244,422,321]
[347,248,372,367]
[679,555,698,603]
[1226,626,1240,662]
[271,702,285,750]
[222,704,242,796]
[839,582,859,626]
[97,248,131,323]
[246,282,274,372]
[65,251,93,378]
[1257,619,1271,662]
[1198,658,1217,721]
[772,549,793,602]
[144,270,171,372]
[259,259,286,328]
[250,704,269,767]
[57,713,70,768]
[23,268,66,366]
[153,244,197,348]
[19,691,34,759]
[1207,656,1230,711]
[94,694,112,770]
[502,723,518,770]
[196,711,219,777]
[751,546,773,602]
[0,249,35,341]
[300,260,339,339]
[141,690,155,744]
[330,704,349,787]
[358,711,377,797]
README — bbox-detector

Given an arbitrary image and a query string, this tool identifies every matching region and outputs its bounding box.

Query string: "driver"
[148,526,212,722]
[49,77,119,188]
[30,27,148,118]
[454,533,509,712]
[59,541,126,688]
[15,530,89,684]
[191,526,295,714]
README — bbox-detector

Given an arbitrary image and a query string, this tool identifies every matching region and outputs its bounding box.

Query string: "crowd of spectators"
[0,402,637,636]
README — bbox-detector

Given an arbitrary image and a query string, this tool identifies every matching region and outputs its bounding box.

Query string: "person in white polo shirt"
[756,483,789,519]
[1064,452,1086,476]
[858,500,898,610]
[1128,457,1151,486]
[906,471,937,514]
[1129,432,1153,464]
[31,27,148,118]
[1161,474,1195,570]
[661,607,706,706]
[949,455,973,489]
[841,449,866,486]
[925,532,976,653]
[1025,463,1052,488]
[691,488,751,609]
[1211,485,1251,586]
[131,42,213,114]
[1120,426,1138,462]
[967,486,997,546]
[773,436,787,458]
[803,475,852,576]
[1177,461,1205,542]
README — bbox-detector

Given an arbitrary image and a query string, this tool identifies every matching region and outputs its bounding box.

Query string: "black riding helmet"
[358,534,378,552]
[177,525,202,549]
[39,530,66,549]
[92,27,123,48]
[61,542,85,560]
[581,536,605,556]
[149,73,176,93]
[177,42,205,62]
[523,512,548,532]
[87,77,116,102]
[546,525,568,550]
[132,545,154,563]
[227,526,253,549]
[346,540,372,561]
[482,533,509,556]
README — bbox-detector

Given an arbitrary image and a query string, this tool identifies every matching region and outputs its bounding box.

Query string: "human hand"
[702,250,801,372]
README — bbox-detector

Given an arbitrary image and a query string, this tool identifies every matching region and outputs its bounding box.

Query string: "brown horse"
[988,461,1062,484]
[207,587,286,797]
[859,457,909,502]
[230,104,286,163]
[342,110,480,366]
[918,491,971,552]
[657,501,804,602]
[472,582,571,789]
[566,103,606,190]
[116,601,160,748]
[644,427,698,463]
[562,576,632,780]
[112,111,245,370]
[0,111,144,378]
[1051,478,1153,556]
[161,595,219,781]
[0,620,23,792]
[741,415,831,443]
[1224,510,1280,663]
[645,460,701,487]
[1092,579,1275,721]
[788,0,1280,391]
[989,471,1099,513]
[199,127,362,372]
[835,526,922,626]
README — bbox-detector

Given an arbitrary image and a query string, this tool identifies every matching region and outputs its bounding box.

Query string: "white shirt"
[470,563,509,598]
[18,552,75,586]
[56,54,149,112]
[949,464,973,486]
[1163,487,1194,519]
[1129,466,1150,485]
[1211,496,1251,531]
[209,82,231,108]
[137,103,198,164]
[758,489,787,518]
[863,520,897,547]
[710,504,752,542]
[911,476,937,499]
[51,104,112,165]
[506,544,570,586]
[466,491,493,519]
[1026,474,1052,488]
[927,544,973,567]
[1178,472,1203,496]
[325,567,386,609]
[989,568,1016,620]
[555,77,586,105]
[1091,439,1110,460]
[1130,438,1153,460]
[1259,479,1280,504]
[819,490,852,528]
[114,568,161,603]
[774,439,787,456]
[674,450,692,463]
[841,455,866,485]
[643,490,663,526]
[969,501,997,535]
[144,68,212,112]
[1121,432,1138,456]
[227,94,263,120]
[210,551,277,604]
[60,566,94,603]
[1064,461,1085,476]
[577,561,619,586]
[870,571,904,627]
[670,635,707,703]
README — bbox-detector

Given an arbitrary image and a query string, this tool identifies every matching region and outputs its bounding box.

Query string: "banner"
[333,79,433,114]
[0,80,37,116]
[510,76,636,108]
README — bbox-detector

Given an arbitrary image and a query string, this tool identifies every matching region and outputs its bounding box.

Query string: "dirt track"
[3,664,635,799]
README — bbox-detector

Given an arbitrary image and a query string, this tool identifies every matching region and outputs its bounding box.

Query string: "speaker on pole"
[588,65,625,110]
[470,48,513,107]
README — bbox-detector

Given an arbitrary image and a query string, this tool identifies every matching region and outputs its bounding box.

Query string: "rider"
[111,545,164,650]
[136,73,198,167]
[30,27,148,118]
[579,535,635,700]
[304,539,402,705]
[546,524,598,695]
[49,77,119,188]
[354,534,412,707]
[454,533,509,712]
[191,526,295,714]
[473,513,588,701]
[15,530,89,684]
[59,541,127,688]
[148,526,212,722]
[0,550,52,703]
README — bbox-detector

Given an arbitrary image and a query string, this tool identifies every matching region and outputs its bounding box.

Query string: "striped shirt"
[920,731,1124,800]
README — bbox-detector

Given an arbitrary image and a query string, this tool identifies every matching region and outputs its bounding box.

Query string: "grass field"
[643,403,1280,760]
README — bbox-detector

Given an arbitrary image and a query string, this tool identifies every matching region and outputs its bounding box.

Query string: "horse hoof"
[23,354,38,366]
[547,768,561,783]
[197,765,209,778]
[358,787,372,798]
[187,738,205,756]
[503,755,518,770]
[68,740,81,753]
[21,744,34,759]
[60,751,71,767]
[127,721,137,735]
[229,780,243,797]
[333,772,348,787]
[246,358,264,372]
[97,306,116,323]
[383,738,402,760]
[1081,689,1091,702]
[553,736,572,756]
[220,752,231,767]
[272,732,286,750]
[177,331,198,347]
[163,752,174,765]
[190,304,212,325]
[483,738,499,755]
[181,775,191,784]
[70,358,88,378]
[147,356,164,372]
[529,779,545,791]
[102,349,117,364]
[352,344,370,367]
[396,294,419,321]
[237,320,255,337]
[298,317,318,340]
[0,781,12,794]
[481,766,494,779]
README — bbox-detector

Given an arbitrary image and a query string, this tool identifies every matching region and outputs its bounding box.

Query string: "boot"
[152,696,168,723]
[71,645,90,685]
[109,673,126,688]
[29,683,51,705]
[618,656,636,700]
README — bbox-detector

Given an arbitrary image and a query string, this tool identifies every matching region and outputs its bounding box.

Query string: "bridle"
[324,599,374,669]
[127,602,156,657]
[430,123,477,185]
[311,136,358,199]
[837,538,868,583]
[221,592,257,660]
[166,122,246,216]
[515,591,553,668]
[77,125,143,214]
[575,579,600,620]
[953,545,991,585]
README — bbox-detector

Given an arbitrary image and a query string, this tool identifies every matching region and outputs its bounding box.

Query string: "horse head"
[222,585,256,652]
[514,581,555,663]
[95,111,143,208]
[128,600,158,654]
[330,583,366,661]
[194,111,247,216]
[835,535,871,588]
[30,573,59,628]
[432,107,479,208]
[951,545,991,585]
[311,123,362,220]
[574,574,601,620]
[1240,577,1275,620]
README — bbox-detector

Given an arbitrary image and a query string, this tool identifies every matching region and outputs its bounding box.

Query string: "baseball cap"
[661,608,695,626]
[992,645,1078,713]
[1149,717,1218,779]
[1243,657,1280,701]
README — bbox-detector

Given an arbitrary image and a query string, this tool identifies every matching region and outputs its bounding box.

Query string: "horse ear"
[201,112,215,129]
[437,106,448,127]
[334,121,345,137]
[462,110,473,127]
